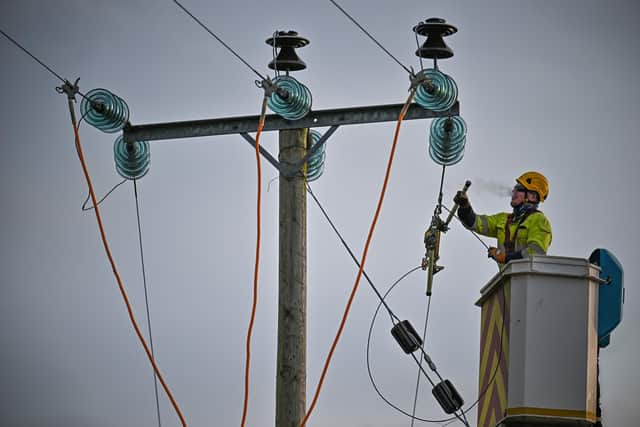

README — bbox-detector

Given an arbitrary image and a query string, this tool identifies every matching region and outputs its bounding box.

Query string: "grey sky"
[1,1,639,426]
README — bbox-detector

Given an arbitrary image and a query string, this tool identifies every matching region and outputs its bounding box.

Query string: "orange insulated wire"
[240,96,269,427]
[66,101,187,426]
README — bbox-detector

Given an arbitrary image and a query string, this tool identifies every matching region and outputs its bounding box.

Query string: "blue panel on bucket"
[589,249,624,348]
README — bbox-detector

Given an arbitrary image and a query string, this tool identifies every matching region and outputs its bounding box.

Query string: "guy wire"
[306,183,400,323]
[134,179,163,427]
[172,0,267,81]
[327,0,413,75]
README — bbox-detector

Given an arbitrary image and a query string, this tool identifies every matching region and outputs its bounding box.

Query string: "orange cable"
[66,101,187,427]
[300,90,416,427]
[240,96,269,427]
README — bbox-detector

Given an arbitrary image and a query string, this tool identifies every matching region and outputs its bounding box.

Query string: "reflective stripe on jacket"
[472,211,552,257]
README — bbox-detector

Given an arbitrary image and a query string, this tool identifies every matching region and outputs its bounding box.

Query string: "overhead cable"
[306,183,399,323]
[0,28,106,110]
[133,179,163,427]
[0,27,66,83]
[327,0,413,75]
[172,0,267,81]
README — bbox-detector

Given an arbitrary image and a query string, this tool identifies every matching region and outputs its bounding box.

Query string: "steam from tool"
[449,178,511,198]
[472,178,512,197]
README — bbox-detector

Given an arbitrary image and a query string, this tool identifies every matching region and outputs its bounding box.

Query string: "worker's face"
[510,184,527,207]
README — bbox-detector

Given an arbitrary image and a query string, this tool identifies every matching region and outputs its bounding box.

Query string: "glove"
[453,191,469,208]
[488,247,506,264]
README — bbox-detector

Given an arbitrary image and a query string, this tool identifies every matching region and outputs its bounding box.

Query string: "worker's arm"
[454,191,477,230]
[454,191,503,238]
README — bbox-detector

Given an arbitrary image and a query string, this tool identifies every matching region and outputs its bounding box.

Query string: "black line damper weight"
[391,319,464,415]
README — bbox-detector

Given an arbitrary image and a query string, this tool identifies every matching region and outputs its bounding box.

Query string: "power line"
[1,27,104,110]
[172,0,267,81]
[133,179,163,427]
[306,183,400,323]
[327,0,413,75]
[0,27,66,83]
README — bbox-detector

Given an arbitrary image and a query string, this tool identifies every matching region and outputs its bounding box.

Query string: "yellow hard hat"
[516,171,549,202]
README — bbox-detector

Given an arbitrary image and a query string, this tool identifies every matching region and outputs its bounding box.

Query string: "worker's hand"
[488,247,506,263]
[453,190,470,208]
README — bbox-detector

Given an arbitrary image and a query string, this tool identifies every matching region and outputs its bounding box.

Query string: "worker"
[453,171,552,265]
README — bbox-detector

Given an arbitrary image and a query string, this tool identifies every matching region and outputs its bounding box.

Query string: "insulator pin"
[413,18,457,59]
[414,69,458,112]
[306,130,326,182]
[428,116,467,166]
[113,136,150,180]
[80,88,130,133]
[267,76,312,120]
[265,30,309,72]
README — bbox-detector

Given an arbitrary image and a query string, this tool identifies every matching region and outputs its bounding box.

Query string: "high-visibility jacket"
[472,211,552,257]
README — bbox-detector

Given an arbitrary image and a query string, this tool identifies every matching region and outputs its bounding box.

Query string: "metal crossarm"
[123,101,459,143]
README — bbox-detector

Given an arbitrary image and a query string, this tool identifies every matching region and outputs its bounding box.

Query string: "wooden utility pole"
[275,128,308,427]
[123,102,456,427]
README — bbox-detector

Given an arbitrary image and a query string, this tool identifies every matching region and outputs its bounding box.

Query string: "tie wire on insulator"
[305,130,327,182]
